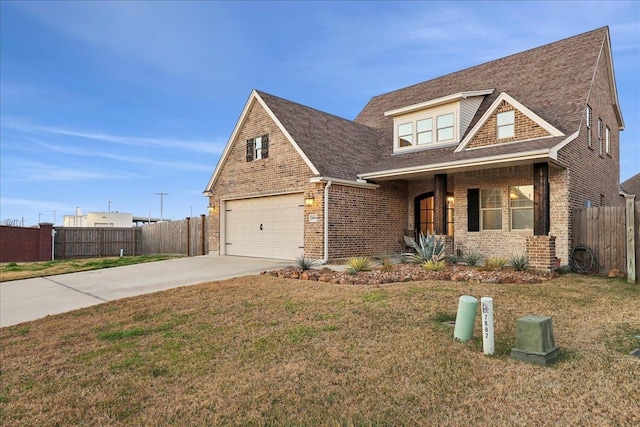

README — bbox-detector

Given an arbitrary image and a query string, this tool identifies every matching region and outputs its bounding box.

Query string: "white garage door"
[225,193,304,260]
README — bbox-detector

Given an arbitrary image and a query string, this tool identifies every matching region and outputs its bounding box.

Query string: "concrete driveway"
[0,255,292,328]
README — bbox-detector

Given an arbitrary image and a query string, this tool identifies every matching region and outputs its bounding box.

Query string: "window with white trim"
[586,105,592,148]
[480,188,502,230]
[597,118,603,156]
[509,185,534,230]
[497,110,515,139]
[393,105,458,152]
[605,126,611,155]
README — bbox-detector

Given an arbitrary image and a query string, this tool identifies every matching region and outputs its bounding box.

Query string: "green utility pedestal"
[510,315,560,366]
[453,295,478,342]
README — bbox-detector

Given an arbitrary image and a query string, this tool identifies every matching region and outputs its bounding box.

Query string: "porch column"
[533,162,550,236]
[434,174,447,235]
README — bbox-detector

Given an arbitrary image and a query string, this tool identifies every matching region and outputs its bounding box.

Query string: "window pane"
[498,125,514,139]
[497,111,514,126]
[437,127,453,141]
[481,188,502,209]
[417,131,432,144]
[398,122,412,136]
[482,210,502,230]
[509,185,533,208]
[399,135,413,147]
[437,113,453,128]
[512,209,533,229]
[417,118,432,133]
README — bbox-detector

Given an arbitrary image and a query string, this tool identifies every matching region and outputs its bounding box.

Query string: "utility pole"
[108,201,112,227]
[38,213,42,223]
[155,193,168,222]
[54,210,57,225]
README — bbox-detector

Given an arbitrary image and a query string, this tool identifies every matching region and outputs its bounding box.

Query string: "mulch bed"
[263,263,557,286]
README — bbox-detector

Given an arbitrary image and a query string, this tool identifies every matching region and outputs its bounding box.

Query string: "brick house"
[204,27,624,270]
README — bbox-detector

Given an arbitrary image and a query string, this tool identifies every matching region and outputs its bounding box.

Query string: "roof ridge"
[364,26,608,103]
[255,89,376,131]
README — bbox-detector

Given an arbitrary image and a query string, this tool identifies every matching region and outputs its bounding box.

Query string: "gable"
[204,92,317,195]
[456,92,564,152]
[464,100,552,149]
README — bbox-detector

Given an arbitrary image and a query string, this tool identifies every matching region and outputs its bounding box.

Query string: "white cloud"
[31,140,213,172]
[2,116,224,154]
[3,158,144,182]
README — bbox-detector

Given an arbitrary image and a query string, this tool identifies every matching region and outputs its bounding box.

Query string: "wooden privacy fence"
[55,227,142,259]
[572,201,639,278]
[54,215,208,259]
[140,215,208,256]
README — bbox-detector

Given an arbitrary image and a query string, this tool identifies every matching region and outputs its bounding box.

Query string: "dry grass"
[1,274,639,426]
[0,256,178,282]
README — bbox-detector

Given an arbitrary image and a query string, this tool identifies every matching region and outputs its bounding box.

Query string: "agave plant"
[422,259,447,272]
[295,254,318,270]
[403,232,446,264]
[346,256,374,274]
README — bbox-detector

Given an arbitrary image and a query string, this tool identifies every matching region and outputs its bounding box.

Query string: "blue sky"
[1,1,638,226]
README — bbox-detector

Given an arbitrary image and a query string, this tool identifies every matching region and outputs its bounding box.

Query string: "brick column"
[526,235,556,272]
[38,223,54,261]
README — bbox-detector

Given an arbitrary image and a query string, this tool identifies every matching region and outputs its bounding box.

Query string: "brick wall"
[467,100,551,149]
[452,166,569,261]
[556,42,622,254]
[0,223,53,262]
[526,235,557,272]
[327,181,407,259]
[207,99,315,255]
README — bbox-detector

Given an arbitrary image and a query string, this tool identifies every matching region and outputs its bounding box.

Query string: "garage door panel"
[225,194,304,260]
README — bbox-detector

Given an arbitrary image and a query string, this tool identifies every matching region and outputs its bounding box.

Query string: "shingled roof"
[256,90,382,180]
[354,27,612,177]
[621,173,640,196]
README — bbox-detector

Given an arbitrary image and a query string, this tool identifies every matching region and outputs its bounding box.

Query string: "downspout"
[320,180,332,264]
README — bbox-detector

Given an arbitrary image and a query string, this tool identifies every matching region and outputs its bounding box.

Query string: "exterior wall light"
[304,194,315,206]
[207,205,216,213]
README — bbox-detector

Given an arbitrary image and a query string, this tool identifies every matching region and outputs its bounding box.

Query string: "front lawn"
[0,255,178,282]
[1,274,638,425]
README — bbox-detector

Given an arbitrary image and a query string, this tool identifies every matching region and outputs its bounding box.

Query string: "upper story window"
[605,126,611,155]
[246,134,269,162]
[497,110,515,139]
[586,105,592,148]
[480,188,502,231]
[597,118,603,156]
[393,105,458,152]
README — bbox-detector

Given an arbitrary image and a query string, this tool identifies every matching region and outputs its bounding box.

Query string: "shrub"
[445,254,460,264]
[461,250,482,267]
[422,259,447,272]
[510,253,529,271]
[485,258,508,270]
[403,232,445,264]
[377,255,394,272]
[346,256,374,274]
[295,255,318,270]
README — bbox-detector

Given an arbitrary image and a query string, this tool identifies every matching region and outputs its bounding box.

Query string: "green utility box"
[510,315,560,366]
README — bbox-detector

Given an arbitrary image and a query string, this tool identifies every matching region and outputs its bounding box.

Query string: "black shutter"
[246,139,254,162]
[261,134,269,159]
[467,188,480,232]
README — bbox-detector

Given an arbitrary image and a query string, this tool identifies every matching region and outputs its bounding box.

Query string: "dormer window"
[393,106,458,152]
[385,89,494,153]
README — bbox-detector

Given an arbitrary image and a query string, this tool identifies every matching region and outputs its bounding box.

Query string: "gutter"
[320,180,332,264]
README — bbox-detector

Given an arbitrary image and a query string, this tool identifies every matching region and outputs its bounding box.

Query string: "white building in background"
[63,208,164,228]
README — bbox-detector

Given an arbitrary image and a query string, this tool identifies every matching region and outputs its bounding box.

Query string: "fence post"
[626,195,636,284]
[186,217,191,257]
[201,214,206,255]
